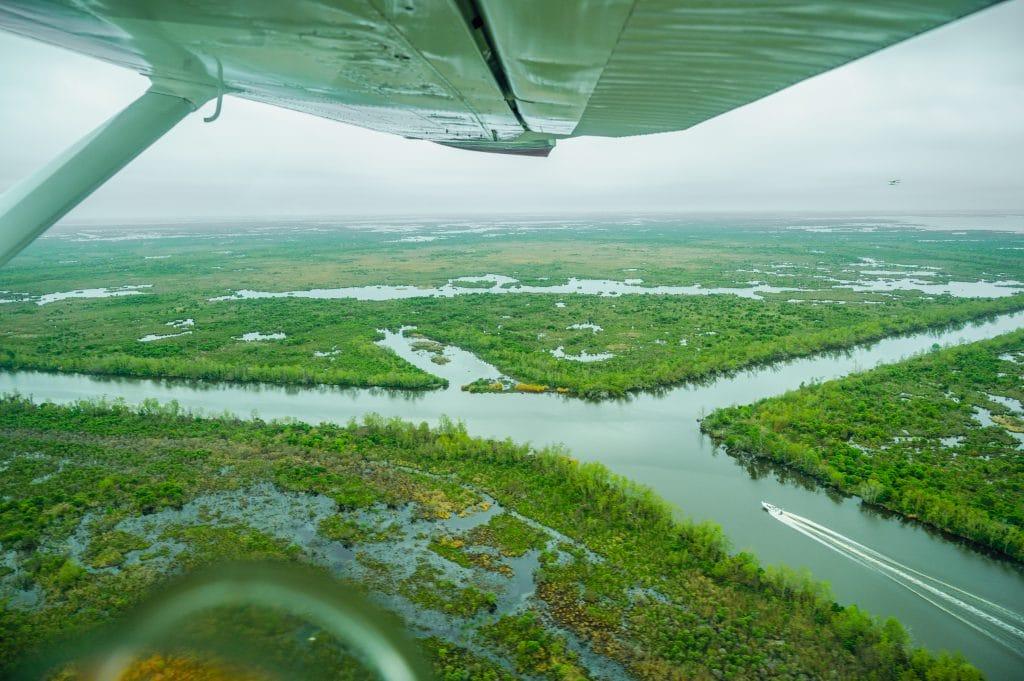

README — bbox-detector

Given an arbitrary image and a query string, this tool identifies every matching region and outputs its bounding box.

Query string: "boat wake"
[765,505,1024,657]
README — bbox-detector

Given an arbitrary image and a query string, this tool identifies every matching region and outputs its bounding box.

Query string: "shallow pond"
[138,331,192,343]
[839,278,1023,298]
[4,312,1024,678]
[0,285,152,306]
[234,331,287,341]
[209,274,804,302]
[550,346,615,362]
[208,273,1023,303]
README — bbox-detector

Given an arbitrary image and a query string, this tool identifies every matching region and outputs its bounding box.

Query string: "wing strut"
[0,86,211,265]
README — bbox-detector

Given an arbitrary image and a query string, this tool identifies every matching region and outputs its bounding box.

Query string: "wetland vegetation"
[2,216,1023,678]
[2,218,1022,398]
[0,397,983,679]
[703,331,1024,561]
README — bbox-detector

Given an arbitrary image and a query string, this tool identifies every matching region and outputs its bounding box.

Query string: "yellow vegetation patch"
[117,654,267,681]
[993,414,1024,433]
[412,488,459,520]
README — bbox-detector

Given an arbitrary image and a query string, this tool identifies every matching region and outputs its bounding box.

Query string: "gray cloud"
[1,1,1022,221]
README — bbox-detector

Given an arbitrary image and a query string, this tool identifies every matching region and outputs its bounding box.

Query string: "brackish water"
[3,312,1024,679]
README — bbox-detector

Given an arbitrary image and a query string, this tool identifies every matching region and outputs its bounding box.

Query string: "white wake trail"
[778,516,1005,643]
[766,508,1024,656]
[789,512,1024,627]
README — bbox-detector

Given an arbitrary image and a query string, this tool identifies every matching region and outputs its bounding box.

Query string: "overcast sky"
[0,1,1021,222]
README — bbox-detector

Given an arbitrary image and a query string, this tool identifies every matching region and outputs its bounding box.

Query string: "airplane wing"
[0,0,1003,263]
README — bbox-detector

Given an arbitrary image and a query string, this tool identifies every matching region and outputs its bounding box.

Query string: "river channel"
[2,312,1023,679]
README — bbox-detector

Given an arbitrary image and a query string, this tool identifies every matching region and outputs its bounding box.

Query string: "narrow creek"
[2,312,1023,679]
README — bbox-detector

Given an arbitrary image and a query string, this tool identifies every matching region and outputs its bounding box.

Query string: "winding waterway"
[3,312,1023,679]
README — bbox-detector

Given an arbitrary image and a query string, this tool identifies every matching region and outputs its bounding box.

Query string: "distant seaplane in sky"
[889,179,902,186]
